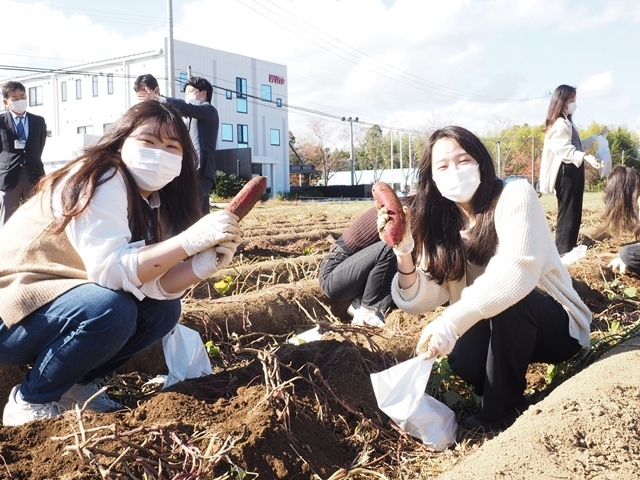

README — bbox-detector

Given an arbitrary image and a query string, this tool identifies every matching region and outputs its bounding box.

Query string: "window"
[179,72,188,92]
[226,90,232,100]
[77,125,93,134]
[276,98,282,108]
[28,86,43,106]
[236,77,247,114]
[76,79,82,99]
[261,84,272,101]
[61,81,67,102]
[237,124,248,148]
[221,123,233,142]
[270,129,280,146]
[107,74,114,95]
[92,76,99,97]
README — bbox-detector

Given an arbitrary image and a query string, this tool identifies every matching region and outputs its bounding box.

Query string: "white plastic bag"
[161,324,213,388]
[595,133,612,178]
[370,356,457,450]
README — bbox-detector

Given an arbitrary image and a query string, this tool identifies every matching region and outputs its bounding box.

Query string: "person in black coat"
[0,81,47,226]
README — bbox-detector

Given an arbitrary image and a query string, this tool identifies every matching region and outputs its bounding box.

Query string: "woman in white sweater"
[379,126,592,430]
[539,84,602,255]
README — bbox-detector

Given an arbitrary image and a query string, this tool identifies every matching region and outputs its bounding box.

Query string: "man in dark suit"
[137,76,219,214]
[0,81,47,226]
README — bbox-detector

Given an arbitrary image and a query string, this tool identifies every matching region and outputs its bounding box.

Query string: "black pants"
[198,173,215,215]
[448,289,582,420]
[554,162,585,255]
[318,239,397,314]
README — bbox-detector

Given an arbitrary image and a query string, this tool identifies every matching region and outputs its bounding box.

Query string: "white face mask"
[432,164,481,204]
[10,99,28,114]
[566,101,577,115]
[185,92,200,105]
[121,144,182,192]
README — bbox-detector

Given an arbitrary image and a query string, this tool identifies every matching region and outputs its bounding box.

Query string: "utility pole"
[390,130,394,190]
[496,140,501,178]
[167,0,175,97]
[531,136,535,186]
[341,116,358,185]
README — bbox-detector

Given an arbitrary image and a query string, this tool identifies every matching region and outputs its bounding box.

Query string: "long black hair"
[412,126,503,283]
[545,84,576,131]
[40,100,201,242]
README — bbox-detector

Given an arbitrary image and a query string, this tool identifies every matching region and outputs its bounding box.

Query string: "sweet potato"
[226,176,267,221]
[372,181,406,247]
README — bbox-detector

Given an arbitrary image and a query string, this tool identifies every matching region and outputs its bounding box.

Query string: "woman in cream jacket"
[539,84,601,255]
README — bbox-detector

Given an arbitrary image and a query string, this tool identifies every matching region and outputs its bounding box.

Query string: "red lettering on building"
[268,74,285,85]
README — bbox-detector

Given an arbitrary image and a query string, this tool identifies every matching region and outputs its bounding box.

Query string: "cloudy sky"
[2,0,640,143]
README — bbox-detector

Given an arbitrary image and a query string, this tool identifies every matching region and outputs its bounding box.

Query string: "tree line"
[289,119,640,191]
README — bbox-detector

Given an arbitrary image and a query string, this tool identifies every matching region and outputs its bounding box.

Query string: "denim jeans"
[448,289,581,420]
[0,283,180,403]
[318,238,397,315]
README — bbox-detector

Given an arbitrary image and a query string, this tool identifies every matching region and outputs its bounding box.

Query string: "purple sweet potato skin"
[372,181,406,246]
[226,176,267,220]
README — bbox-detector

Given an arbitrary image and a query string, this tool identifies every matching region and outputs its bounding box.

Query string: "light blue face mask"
[433,164,481,203]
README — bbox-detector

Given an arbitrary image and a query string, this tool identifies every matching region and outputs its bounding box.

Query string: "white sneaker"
[3,384,64,426]
[347,296,362,318]
[351,306,385,327]
[59,380,123,413]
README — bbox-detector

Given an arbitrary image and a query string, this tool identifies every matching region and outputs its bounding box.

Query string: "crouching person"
[379,126,592,430]
[0,101,241,425]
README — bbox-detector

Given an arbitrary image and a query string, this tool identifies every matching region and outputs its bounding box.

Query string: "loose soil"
[0,197,639,479]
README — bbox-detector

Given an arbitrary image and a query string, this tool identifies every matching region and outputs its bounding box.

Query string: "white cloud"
[579,72,616,99]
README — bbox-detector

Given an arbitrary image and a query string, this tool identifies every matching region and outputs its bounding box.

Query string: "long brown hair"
[544,84,576,132]
[412,126,503,284]
[598,165,640,238]
[39,101,201,242]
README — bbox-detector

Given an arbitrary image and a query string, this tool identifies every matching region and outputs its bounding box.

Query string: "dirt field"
[0,194,639,479]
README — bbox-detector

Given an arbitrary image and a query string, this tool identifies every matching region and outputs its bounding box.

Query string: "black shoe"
[462,399,531,431]
[461,412,518,431]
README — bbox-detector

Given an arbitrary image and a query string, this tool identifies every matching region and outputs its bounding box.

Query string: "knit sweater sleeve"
[439,181,550,336]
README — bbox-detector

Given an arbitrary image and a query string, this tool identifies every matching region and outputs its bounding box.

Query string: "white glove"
[584,154,603,169]
[191,241,239,279]
[179,210,241,256]
[377,205,415,256]
[416,316,459,359]
[191,248,219,279]
[214,240,238,271]
[608,256,627,275]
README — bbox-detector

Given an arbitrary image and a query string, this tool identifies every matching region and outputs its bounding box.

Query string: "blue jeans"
[0,283,180,403]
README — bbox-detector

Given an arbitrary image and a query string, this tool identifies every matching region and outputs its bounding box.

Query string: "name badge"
[14,140,26,150]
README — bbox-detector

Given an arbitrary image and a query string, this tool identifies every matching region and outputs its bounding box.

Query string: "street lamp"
[496,140,501,179]
[342,116,359,185]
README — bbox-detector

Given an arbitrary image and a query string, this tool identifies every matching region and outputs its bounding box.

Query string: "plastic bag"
[370,356,457,450]
[595,133,612,178]
[161,324,213,388]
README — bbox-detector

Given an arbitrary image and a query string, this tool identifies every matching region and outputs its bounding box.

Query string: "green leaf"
[624,286,637,298]
[214,275,234,295]
[441,390,463,408]
[205,340,221,357]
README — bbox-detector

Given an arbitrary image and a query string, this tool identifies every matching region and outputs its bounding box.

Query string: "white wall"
[7,40,290,195]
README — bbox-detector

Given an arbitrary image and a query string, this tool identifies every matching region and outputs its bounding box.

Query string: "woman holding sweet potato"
[377,126,591,430]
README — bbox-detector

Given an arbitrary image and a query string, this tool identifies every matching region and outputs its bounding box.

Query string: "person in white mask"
[0,81,47,226]
[539,84,602,256]
[0,101,242,426]
[377,126,592,431]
